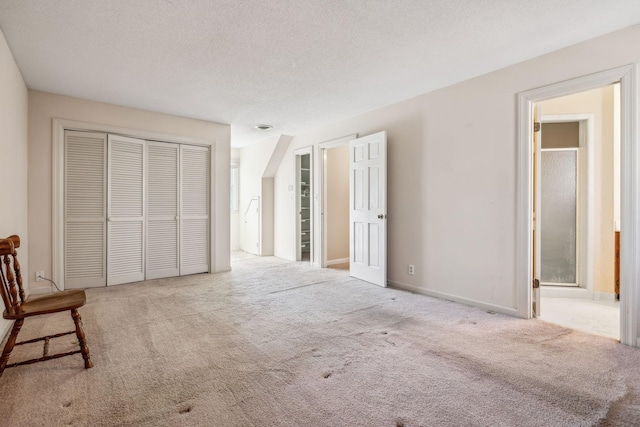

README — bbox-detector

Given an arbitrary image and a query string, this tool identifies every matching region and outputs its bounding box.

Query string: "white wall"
[28,91,231,292]
[0,28,29,337]
[239,136,279,254]
[273,23,640,317]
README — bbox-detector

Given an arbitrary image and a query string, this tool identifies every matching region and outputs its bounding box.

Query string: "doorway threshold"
[541,286,590,299]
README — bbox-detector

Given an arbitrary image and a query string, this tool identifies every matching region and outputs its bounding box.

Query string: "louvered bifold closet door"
[180,145,210,275]
[107,135,146,286]
[65,131,107,288]
[146,142,180,279]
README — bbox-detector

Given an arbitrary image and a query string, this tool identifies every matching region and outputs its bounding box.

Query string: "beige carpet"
[0,253,639,426]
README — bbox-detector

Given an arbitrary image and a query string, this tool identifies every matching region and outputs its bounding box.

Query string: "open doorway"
[318,132,388,287]
[517,64,639,347]
[322,144,350,270]
[295,147,313,262]
[318,134,356,270]
[535,84,620,339]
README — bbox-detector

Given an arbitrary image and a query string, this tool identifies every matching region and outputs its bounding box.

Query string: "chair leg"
[0,319,24,377]
[71,309,93,369]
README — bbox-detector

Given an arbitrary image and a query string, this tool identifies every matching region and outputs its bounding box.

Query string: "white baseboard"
[326,258,349,266]
[593,291,618,301]
[541,286,618,301]
[389,280,521,318]
[28,285,55,295]
[541,286,591,299]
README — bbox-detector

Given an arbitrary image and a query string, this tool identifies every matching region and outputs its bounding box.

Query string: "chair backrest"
[0,236,24,317]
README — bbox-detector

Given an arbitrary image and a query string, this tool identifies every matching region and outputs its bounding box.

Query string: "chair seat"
[3,290,86,320]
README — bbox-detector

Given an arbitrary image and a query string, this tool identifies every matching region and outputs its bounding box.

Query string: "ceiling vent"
[254,124,273,131]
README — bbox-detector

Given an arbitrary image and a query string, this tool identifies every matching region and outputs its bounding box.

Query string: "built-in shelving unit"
[299,155,311,260]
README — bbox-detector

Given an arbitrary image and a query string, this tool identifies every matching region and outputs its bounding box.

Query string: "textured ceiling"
[1,1,640,147]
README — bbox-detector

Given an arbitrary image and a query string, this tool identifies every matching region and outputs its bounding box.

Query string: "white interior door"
[349,131,387,287]
[533,104,542,316]
[64,131,107,288]
[180,145,210,275]
[107,135,146,286]
[146,141,180,279]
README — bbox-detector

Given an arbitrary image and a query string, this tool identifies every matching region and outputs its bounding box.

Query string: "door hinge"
[533,278,540,289]
[533,122,541,132]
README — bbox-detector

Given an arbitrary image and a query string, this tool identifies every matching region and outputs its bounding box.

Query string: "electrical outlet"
[408,265,415,275]
[35,271,45,281]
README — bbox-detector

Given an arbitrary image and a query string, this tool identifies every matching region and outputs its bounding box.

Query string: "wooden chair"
[0,235,93,377]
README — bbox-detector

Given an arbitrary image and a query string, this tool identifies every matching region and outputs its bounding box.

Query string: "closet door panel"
[66,222,105,283]
[65,131,107,288]
[107,135,145,285]
[108,221,144,277]
[181,218,209,270]
[146,142,180,279]
[180,145,210,275]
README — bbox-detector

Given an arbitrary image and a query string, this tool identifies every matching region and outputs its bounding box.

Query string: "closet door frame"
[52,119,216,290]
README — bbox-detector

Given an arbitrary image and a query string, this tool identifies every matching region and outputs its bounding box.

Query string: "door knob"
[377,214,385,219]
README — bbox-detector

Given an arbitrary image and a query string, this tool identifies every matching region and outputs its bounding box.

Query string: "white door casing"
[349,131,387,287]
[517,64,639,347]
[107,134,146,286]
